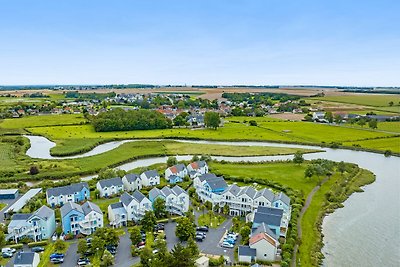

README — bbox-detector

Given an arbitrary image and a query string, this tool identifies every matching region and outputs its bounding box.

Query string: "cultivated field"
[311,94,400,107]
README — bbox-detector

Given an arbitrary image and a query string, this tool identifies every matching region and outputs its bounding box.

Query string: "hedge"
[28,240,49,247]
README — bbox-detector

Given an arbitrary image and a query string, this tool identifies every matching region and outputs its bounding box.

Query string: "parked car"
[31,246,45,253]
[137,241,146,248]
[196,226,209,232]
[50,257,64,264]
[196,232,206,238]
[77,258,90,266]
[221,242,234,248]
[105,245,116,255]
[152,249,159,254]
[156,223,165,230]
[226,234,237,240]
[1,252,13,258]
[223,238,236,245]
[50,253,64,259]
[195,234,204,242]
[1,248,16,254]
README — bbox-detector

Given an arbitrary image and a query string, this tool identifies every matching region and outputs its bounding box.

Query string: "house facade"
[108,202,128,228]
[140,170,160,187]
[122,173,142,191]
[46,182,90,207]
[61,201,103,235]
[187,161,208,178]
[118,191,152,223]
[7,206,56,243]
[193,173,228,206]
[149,185,189,215]
[165,164,187,182]
[96,177,124,198]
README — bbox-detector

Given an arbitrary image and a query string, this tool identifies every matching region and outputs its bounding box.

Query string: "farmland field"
[310,94,400,107]
[0,114,86,129]
[343,136,400,153]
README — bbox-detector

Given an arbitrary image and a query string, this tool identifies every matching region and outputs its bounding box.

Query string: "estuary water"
[24,135,400,266]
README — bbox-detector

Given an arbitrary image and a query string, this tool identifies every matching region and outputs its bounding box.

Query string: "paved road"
[61,242,78,267]
[290,176,330,267]
[114,229,140,267]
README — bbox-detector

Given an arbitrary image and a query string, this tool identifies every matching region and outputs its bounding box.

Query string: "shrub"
[29,166,39,175]
[28,240,48,247]
[9,243,23,249]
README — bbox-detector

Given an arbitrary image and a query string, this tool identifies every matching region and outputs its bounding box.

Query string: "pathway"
[290,176,330,267]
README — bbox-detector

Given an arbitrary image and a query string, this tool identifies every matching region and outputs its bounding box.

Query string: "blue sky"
[0,0,399,86]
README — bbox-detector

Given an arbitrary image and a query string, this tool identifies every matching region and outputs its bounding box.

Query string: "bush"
[9,243,23,249]
[209,255,225,266]
[384,150,392,157]
[28,240,48,247]
[131,245,139,257]
[29,166,39,175]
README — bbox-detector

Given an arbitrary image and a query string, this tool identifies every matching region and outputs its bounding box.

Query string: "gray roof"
[11,213,32,221]
[238,246,256,257]
[203,176,228,191]
[98,177,123,188]
[239,186,257,199]
[81,201,102,215]
[149,188,163,200]
[132,190,146,203]
[110,202,124,210]
[124,173,140,183]
[169,164,186,173]
[256,206,284,217]
[47,182,88,197]
[161,186,173,197]
[142,170,159,178]
[253,211,282,228]
[172,185,186,196]
[109,202,127,216]
[251,222,277,241]
[273,192,290,206]
[198,173,217,182]
[197,161,207,167]
[254,188,275,202]
[223,184,241,196]
[31,205,54,221]
[120,192,134,206]
[60,202,83,218]
[14,252,36,265]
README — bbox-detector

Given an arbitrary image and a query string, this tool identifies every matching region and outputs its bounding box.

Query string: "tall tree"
[324,112,333,123]
[77,238,88,256]
[129,226,142,245]
[293,151,304,164]
[153,198,167,219]
[175,217,195,241]
[101,250,114,267]
[204,112,220,130]
[167,156,177,167]
[368,119,378,129]
[240,225,251,245]
[141,211,157,232]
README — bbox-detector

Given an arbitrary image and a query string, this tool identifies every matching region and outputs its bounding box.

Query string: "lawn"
[209,161,319,196]
[345,121,400,133]
[38,242,71,267]
[25,118,396,156]
[0,114,86,129]
[91,195,120,225]
[197,211,226,228]
[343,136,400,153]
[311,94,400,107]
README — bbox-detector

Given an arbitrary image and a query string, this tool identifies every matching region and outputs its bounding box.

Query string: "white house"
[13,252,40,267]
[238,246,256,263]
[149,185,189,215]
[193,173,228,206]
[120,191,152,222]
[164,164,187,181]
[7,206,56,243]
[96,177,124,198]
[140,170,160,187]
[249,223,279,262]
[108,202,128,228]
[122,173,142,191]
[46,182,90,207]
[187,161,208,178]
[80,201,104,235]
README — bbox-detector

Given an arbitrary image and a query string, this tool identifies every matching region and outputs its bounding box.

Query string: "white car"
[221,242,234,248]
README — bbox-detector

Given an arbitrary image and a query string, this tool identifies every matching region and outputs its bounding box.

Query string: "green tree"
[222,204,230,215]
[357,119,366,127]
[334,114,342,124]
[0,230,6,248]
[204,111,221,130]
[129,226,142,245]
[91,236,105,255]
[389,101,394,106]
[240,225,251,245]
[293,151,304,164]
[153,198,167,219]
[170,243,195,267]
[304,165,314,179]
[141,211,157,232]
[54,239,66,251]
[337,161,346,174]
[368,119,378,129]
[94,189,100,199]
[324,111,333,123]
[101,250,114,267]
[186,237,199,261]
[77,238,88,255]
[139,247,154,267]
[175,217,195,241]
[191,155,200,162]
[167,156,177,167]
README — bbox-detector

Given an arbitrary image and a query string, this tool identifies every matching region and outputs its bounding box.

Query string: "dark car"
[105,245,117,255]
[50,253,64,259]
[156,223,165,230]
[83,250,94,257]
[2,252,13,258]
[196,226,209,232]
[77,257,90,266]
[195,234,205,242]
[137,241,146,248]
[50,257,64,264]
[31,246,45,253]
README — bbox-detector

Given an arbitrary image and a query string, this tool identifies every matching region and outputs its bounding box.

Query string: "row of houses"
[108,185,190,227]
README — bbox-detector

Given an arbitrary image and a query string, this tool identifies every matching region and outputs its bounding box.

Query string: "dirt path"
[290,176,330,267]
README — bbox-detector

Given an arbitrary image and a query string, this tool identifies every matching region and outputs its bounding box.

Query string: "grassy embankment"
[18,116,399,155]
[209,161,375,267]
[0,135,316,182]
[37,242,71,267]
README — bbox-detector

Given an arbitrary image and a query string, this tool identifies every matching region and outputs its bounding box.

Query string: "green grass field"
[311,94,400,107]
[197,212,226,228]
[343,136,400,153]
[345,121,400,133]
[0,114,86,129]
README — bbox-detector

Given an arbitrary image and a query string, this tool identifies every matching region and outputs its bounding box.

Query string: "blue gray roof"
[11,213,32,221]
[98,177,123,188]
[110,202,124,209]
[124,173,140,183]
[198,173,217,182]
[223,184,241,195]
[31,205,54,221]
[251,222,278,241]
[202,175,227,191]
[81,201,102,215]
[238,246,256,257]
[149,188,163,200]
[132,190,146,203]
[273,192,290,206]
[60,202,83,218]
[239,186,257,199]
[254,188,275,202]
[169,164,186,173]
[161,186,173,197]
[109,202,127,216]
[142,170,159,178]
[14,252,36,265]
[253,211,282,227]
[47,182,88,197]
[256,206,284,217]
[172,185,186,196]
[120,192,134,206]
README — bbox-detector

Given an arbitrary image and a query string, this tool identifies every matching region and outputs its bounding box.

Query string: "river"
[24,135,400,266]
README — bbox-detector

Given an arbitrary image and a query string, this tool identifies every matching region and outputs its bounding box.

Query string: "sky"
[0,0,399,86]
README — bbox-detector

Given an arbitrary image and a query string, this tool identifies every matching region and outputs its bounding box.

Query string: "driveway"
[163,217,235,262]
[114,230,139,267]
[61,242,78,267]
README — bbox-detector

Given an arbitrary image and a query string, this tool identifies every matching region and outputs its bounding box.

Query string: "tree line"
[91,108,172,132]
